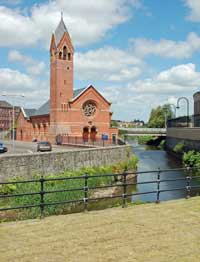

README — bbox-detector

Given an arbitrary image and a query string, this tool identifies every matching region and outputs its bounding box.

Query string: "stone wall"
[166,127,200,151]
[0,145,132,181]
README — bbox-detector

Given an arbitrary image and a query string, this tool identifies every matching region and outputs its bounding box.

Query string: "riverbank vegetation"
[173,142,185,154]
[183,150,200,168]
[0,156,138,221]
[137,135,154,145]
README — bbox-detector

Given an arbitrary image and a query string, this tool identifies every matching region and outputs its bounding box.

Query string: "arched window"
[59,52,62,59]
[68,53,71,61]
[63,46,67,60]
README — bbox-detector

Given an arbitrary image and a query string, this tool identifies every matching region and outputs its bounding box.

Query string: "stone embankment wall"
[0,145,132,181]
[166,128,200,151]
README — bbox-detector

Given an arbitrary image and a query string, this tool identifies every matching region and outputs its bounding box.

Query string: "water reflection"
[130,139,200,202]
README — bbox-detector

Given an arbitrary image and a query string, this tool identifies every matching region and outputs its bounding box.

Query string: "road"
[0,140,79,156]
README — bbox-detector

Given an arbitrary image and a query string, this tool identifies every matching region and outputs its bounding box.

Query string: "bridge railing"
[119,128,166,134]
[0,167,200,220]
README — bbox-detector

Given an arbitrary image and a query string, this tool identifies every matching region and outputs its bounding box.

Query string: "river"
[130,139,200,203]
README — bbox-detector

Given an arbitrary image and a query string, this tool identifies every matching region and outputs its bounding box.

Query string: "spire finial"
[61,11,63,19]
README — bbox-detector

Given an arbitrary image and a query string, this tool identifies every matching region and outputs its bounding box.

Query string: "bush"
[0,184,16,195]
[173,142,185,154]
[158,140,165,149]
[137,136,154,145]
[183,150,200,167]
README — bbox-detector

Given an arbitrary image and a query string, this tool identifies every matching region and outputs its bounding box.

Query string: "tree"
[148,104,173,128]
[110,120,119,127]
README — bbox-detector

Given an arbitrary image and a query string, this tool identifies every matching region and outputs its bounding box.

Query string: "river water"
[130,140,200,203]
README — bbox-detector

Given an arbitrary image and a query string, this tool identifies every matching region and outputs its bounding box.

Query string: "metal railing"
[167,114,200,128]
[1,167,200,219]
[58,136,117,147]
[119,128,166,134]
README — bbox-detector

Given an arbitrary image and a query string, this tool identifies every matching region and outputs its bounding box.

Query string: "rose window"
[82,101,97,117]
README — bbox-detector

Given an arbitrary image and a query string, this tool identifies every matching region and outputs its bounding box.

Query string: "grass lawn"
[1,197,200,262]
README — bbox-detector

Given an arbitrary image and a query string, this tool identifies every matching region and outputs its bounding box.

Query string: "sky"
[0,0,200,121]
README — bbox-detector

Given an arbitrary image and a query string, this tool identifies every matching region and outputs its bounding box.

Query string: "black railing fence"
[1,167,200,219]
[57,135,117,147]
[167,114,200,128]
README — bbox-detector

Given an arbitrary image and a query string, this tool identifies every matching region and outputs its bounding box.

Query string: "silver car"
[37,141,52,152]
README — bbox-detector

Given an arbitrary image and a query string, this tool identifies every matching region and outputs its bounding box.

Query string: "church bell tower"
[49,15,74,135]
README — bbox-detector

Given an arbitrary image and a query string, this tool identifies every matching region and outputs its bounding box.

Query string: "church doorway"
[20,130,23,141]
[90,126,97,141]
[83,126,89,141]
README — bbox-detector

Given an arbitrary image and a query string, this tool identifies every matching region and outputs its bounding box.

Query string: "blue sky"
[0,0,200,121]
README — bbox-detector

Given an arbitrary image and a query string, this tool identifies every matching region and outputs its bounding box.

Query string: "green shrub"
[183,150,200,167]
[0,184,16,195]
[137,136,154,145]
[158,140,165,149]
[173,142,185,154]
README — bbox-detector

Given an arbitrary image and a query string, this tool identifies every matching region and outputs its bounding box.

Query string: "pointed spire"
[55,12,68,45]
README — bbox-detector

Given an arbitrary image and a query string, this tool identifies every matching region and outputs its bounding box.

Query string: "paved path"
[0,140,80,156]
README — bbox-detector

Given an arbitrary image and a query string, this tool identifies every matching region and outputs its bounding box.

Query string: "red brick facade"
[16,18,118,143]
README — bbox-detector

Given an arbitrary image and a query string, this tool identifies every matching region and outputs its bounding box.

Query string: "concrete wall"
[0,145,132,181]
[166,127,200,151]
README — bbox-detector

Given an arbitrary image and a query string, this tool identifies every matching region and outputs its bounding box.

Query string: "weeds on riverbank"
[0,156,138,221]
[137,136,154,145]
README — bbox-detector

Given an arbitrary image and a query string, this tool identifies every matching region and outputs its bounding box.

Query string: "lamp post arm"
[176,97,190,127]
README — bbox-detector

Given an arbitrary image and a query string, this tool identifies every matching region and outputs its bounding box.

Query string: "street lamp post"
[176,97,189,127]
[169,104,176,118]
[0,93,24,152]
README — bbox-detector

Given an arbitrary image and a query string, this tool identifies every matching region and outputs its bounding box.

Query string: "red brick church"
[16,17,118,144]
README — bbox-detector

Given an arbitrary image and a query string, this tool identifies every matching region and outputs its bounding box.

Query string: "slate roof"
[0,100,12,108]
[23,108,37,118]
[73,87,86,98]
[32,100,50,117]
[55,17,68,45]
[28,88,87,117]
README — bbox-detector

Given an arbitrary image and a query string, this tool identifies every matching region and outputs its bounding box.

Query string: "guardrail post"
[122,172,127,208]
[156,168,161,203]
[84,174,88,212]
[186,166,192,199]
[40,175,45,218]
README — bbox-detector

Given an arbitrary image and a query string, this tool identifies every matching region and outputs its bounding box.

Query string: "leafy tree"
[148,104,173,128]
[110,120,119,127]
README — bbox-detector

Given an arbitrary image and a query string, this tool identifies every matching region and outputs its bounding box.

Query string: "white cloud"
[0,68,33,90]
[101,63,199,120]
[0,68,49,108]
[75,46,143,82]
[0,0,140,48]
[128,63,200,94]
[8,50,45,75]
[8,50,33,64]
[184,0,200,21]
[130,32,200,59]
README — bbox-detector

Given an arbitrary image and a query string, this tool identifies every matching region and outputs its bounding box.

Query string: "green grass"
[1,197,200,262]
[0,156,138,221]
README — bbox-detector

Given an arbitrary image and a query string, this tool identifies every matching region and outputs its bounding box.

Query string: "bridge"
[119,128,166,136]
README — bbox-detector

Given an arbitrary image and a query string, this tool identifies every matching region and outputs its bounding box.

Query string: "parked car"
[37,141,52,152]
[0,142,8,153]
